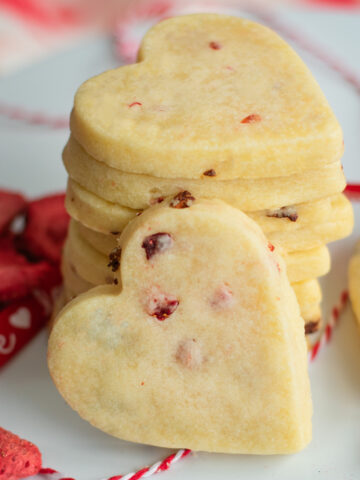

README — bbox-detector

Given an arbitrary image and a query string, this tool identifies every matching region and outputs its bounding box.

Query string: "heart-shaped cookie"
[49,197,311,454]
[63,136,345,211]
[70,14,342,180]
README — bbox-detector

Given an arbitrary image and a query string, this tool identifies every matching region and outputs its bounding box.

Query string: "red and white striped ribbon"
[308,290,349,362]
[38,449,191,480]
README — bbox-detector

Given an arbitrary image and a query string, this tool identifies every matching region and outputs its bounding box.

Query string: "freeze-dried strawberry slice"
[145,287,179,320]
[21,193,69,263]
[0,235,58,303]
[170,191,195,209]
[266,206,298,222]
[0,189,27,235]
[142,233,173,260]
[0,427,42,480]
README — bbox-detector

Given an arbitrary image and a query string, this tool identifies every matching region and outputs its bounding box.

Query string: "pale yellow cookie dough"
[66,179,140,234]
[63,138,345,211]
[66,219,330,285]
[349,241,360,326]
[70,14,342,180]
[73,193,352,256]
[66,180,351,251]
[49,198,311,453]
[61,244,321,326]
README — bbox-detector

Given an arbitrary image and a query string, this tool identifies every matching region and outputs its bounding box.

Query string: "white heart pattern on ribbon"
[9,307,31,329]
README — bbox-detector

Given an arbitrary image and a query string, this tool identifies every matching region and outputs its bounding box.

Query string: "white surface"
[0,6,360,480]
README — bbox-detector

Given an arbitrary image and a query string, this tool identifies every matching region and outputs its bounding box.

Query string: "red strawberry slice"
[0,190,27,235]
[0,235,59,303]
[21,193,69,264]
[0,427,42,480]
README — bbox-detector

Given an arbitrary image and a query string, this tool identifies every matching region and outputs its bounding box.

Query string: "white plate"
[0,6,360,480]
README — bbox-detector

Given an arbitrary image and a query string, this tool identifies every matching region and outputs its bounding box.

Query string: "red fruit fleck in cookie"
[20,193,69,264]
[149,196,164,205]
[0,190,27,235]
[266,206,298,222]
[268,242,275,252]
[142,233,173,260]
[0,427,42,480]
[241,114,261,124]
[203,169,216,177]
[107,247,122,272]
[305,319,320,335]
[145,287,179,320]
[211,283,235,309]
[170,191,195,209]
[209,41,221,50]
[176,339,202,369]
[128,102,142,108]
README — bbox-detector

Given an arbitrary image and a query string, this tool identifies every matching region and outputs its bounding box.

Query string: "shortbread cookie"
[63,139,345,211]
[349,241,360,326]
[63,229,115,286]
[74,194,352,255]
[67,219,330,285]
[49,197,311,453]
[61,253,94,294]
[62,276,321,336]
[66,179,140,234]
[70,14,342,180]
[283,246,330,283]
[66,179,348,235]
[61,282,321,337]
[292,279,322,308]
[62,245,321,324]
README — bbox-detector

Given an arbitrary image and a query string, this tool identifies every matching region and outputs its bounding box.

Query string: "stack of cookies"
[60,14,353,337]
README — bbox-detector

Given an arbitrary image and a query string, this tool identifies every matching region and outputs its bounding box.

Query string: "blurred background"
[0,0,359,75]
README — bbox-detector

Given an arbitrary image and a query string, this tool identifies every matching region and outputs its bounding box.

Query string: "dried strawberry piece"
[0,190,27,235]
[0,235,58,303]
[203,169,216,177]
[268,242,275,252]
[266,206,298,222]
[209,41,221,50]
[149,196,164,205]
[146,287,179,320]
[142,233,173,260]
[108,247,121,272]
[305,319,320,335]
[0,427,42,480]
[20,193,69,263]
[241,114,261,124]
[128,102,142,108]
[170,191,195,209]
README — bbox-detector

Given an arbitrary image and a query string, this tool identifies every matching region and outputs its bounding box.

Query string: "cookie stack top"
[69,14,343,181]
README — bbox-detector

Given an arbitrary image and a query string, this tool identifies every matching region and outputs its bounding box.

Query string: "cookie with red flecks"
[49,197,311,454]
[0,235,58,303]
[69,14,342,180]
[0,427,42,480]
[0,190,27,235]
[21,193,69,264]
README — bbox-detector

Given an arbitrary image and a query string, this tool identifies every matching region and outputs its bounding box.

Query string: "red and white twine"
[38,449,191,480]
[308,290,349,362]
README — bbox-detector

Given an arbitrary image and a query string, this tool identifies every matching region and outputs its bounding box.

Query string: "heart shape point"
[49,198,312,454]
[70,13,342,180]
